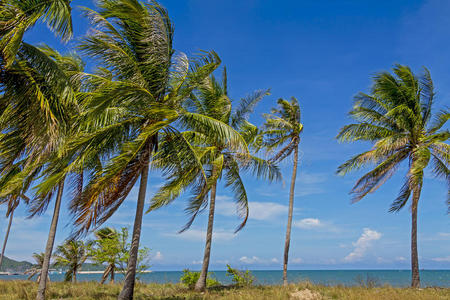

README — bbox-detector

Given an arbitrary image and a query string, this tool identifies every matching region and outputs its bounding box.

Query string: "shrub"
[226,264,255,287]
[180,269,220,289]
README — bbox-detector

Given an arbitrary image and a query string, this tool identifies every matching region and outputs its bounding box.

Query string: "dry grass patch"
[0,280,448,300]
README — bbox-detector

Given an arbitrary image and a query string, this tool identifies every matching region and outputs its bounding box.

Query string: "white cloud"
[395,256,406,262]
[239,256,283,265]
[248,202,288,220]
[344,228,381,262]
[215,259,230,265]
[438,232,450,238]
[291,258,303,264]
[239,256,260,264]
[166,229,235,242]
[294,218,323,229]
[293,218,338,232]
[297,172,327,184]
[431,256,450,262]
[296,187,325,197]
[192,260,203,265]
[215,198,288,221]
[153,251,163,261]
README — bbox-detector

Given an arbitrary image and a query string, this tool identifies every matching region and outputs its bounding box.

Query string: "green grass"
[0,280,448,300]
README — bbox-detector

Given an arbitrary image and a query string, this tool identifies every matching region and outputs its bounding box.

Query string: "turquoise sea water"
[1,270,449,287]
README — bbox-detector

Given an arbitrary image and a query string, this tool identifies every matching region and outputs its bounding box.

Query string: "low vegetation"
[0,281,448,300]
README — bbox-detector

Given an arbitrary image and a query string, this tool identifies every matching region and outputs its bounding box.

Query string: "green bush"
[180,269,220,289]
[226,264,255,287]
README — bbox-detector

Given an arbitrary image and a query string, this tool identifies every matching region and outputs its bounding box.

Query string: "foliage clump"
[226,264,255,287]
[180,269,220,289]
[89,227,150,283]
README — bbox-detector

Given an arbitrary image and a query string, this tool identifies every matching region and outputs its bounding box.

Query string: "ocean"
[1,270,449,287]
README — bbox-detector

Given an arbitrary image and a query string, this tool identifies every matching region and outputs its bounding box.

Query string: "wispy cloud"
[296,187,325,197]
[431,256,450,262]
[297,172,328,185]
[215,197,288,221]
[293,218,338,232]
[239,256,281,265]
[291,258,303,264]
[294,218,323,229]
[239,256,261,264]
[153,251,163,261]
[344,228,381,262]
[165,229,235,242]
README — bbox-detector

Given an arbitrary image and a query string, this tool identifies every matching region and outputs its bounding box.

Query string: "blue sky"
[2,0,449,270]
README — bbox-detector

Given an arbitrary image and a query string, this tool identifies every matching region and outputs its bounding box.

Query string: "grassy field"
[0,281,448,300]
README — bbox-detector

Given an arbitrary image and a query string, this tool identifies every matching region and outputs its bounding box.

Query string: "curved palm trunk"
[118,162,149,300]
[0,209,14,270]
[194,181,217,292]
[110,265,115,284]
[101,265,111,284]
[36,180,65,300]
[73,268,77,283]
[411,184,421,288]
[283,144,298,286]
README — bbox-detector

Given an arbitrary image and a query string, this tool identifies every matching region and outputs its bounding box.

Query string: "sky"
[1,0,449,271]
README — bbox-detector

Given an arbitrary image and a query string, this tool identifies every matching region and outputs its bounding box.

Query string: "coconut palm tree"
[259,97,303,286]
[0,0,73,67]
[0,201,16,270]
[0,174,32,270]
[0,44,86,300]
[53,239,89,283]
[336,65,449,288]
[72,1,242,298]
[150,68,280,291]
[25,252,49,282]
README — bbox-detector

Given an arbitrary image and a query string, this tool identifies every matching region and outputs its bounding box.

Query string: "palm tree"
[0,44,85,300]
[53,239,89,283]
[259,97,303,286]
[0,0,73,67]
[71,1,238,298]
[0,196,18,270]
[150,68,279,291]
[24,252,49,282]
[336,65,449,288]
[0,179,32,270]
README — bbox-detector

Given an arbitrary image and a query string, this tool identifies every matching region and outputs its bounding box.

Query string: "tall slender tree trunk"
[111,265,115,284]
[194,180,217,292]
[118,162,149,300]
[73,268,77,283]
[0,209,14,270]
[283,144,298,286]
[36,180,65,300]
[411,184,421,288]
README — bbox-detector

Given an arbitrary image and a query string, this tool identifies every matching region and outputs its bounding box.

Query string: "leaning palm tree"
[259,97,303,286]
[0,0,73,67]
[0,44,84,300]
[337,65,449,288]
[0,199,17,270]
[25,252,49,282]
[71,1,239,298]
[53,239,89,283]
[150,68,279,291]
[0,166,33,271]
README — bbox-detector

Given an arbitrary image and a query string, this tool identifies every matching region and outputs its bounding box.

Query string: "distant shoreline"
[77,270,152,274]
